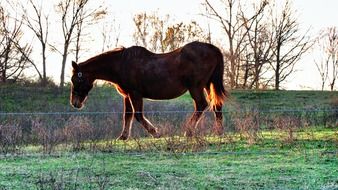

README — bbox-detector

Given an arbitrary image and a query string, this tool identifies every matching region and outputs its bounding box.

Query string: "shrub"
[31,119,64,154]
[64,116,94,151]
[272,116,301,143]
[0,124,22,153]
[233,111,261,145]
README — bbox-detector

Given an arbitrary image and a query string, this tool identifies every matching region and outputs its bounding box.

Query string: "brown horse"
[70,41,228,140]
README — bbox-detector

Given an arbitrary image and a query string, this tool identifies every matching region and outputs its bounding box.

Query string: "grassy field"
[0,127,337,189]
[0,85,337,189]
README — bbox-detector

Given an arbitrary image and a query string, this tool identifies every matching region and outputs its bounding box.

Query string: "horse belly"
[143,84,187,100]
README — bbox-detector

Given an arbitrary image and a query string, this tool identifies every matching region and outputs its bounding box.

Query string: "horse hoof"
[213,126,224,136]
[184,130,194,137]
[117,135,129,141]
[152,133,161,138]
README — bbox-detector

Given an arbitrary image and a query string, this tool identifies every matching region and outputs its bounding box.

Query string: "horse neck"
[80,53,121,83]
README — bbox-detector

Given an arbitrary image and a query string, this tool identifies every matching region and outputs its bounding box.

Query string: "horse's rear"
[178,41,228,136]
[179,41,228,107]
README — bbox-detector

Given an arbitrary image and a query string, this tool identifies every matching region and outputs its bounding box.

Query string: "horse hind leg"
[185,88,209,137]
[205,87,224,136]
[213,104,224,136]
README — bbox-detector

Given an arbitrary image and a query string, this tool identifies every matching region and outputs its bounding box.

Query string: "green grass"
[230,90,338,111]
[0,127,337,190]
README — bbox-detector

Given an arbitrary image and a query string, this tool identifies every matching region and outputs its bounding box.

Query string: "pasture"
[0,85,337,189]
[0,128,337,189]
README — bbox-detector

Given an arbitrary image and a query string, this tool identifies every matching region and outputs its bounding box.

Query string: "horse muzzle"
[71,96,85,109]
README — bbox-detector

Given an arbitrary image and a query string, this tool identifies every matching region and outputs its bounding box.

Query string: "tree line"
[0,0,337,90]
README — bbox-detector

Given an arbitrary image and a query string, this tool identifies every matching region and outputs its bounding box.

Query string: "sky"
[18,0,338,90]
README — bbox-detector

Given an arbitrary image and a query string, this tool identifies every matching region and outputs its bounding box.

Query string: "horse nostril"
[71,98,82,109]
[75,102,82,109]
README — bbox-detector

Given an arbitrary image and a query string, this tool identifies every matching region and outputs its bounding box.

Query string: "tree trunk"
[60,44,69,88]
[229,43,236,88]
[275,42,281,90]
[254,64,260,89]
[275,68,280,90]
[42,43,47,86]
[330,78,335,91]
[242,59,249,88]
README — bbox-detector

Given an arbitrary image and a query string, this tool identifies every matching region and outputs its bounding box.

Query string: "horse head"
[70,61,93,109]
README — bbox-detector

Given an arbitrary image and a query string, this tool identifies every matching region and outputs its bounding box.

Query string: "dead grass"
[0,110,336,155]
[272,116,302,144]
[233,111,261,145]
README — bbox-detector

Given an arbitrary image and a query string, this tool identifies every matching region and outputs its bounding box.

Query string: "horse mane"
[77,45,161,72]
[79,47,126,68]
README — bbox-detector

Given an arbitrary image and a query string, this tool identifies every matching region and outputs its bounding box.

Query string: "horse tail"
[206,49,229,110]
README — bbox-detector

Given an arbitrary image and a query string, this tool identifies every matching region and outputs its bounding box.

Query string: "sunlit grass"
[0,127,337,189]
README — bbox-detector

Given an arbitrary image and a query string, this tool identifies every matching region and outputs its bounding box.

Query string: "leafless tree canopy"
[202,0,313,90]
[133,12,207,53]
[101,16,120,52]
[269,1,312,90]
[0,5,32,83]
[203,0,268,89]
[316,27,338,91]
[240,1,273,89]
[22,0,49,85]
[55,0,106,87]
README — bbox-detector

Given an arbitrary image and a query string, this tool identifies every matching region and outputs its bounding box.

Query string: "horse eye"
[78,72,83,78]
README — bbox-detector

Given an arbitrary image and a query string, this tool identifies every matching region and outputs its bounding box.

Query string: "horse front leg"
[118,97,134,140]
[130,94,160,138]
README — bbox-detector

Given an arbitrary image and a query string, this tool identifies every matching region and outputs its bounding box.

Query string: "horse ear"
[72,61,79,71]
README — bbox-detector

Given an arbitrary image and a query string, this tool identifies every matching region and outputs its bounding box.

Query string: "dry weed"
[233,111,261,145]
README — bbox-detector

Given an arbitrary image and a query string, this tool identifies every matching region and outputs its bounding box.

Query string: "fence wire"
[1,108,338,115]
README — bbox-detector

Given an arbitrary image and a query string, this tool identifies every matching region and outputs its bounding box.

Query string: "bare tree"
[133,12,169,52]
[241,2,273,89]
[101,15,120,52]
[269,1,312,90]
[316,27,338,91]
[315,36,330,91]
[163,21,207,51]
[0,5,32,83]
[203,0,268,89]
[22,0,49,85]
[73,4,106,62]
[133,12,207,53]
[55,0,105,87]
[326,27,338,91]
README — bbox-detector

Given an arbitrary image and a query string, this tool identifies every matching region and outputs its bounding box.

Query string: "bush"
[31,119,65,154]
[0,124,22,153]
[233,111,261,145]
[272,116,301,143]
[64,116,94,151]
